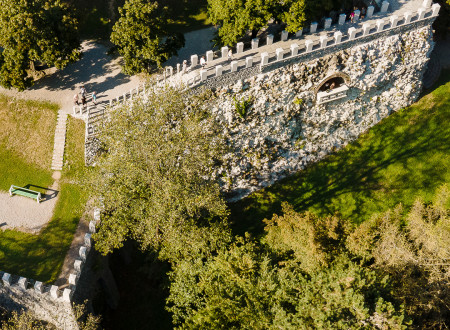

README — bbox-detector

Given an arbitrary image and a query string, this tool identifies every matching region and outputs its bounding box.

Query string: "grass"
[163,0,211,34]
[229,70,450,236]
[0,117,88,283]
[0,94,58,192]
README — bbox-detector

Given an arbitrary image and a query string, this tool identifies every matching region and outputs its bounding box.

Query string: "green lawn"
[230,71,450,236]
[0,117,88,283]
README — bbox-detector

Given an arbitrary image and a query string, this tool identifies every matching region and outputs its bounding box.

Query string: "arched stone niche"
[315,72,351,104]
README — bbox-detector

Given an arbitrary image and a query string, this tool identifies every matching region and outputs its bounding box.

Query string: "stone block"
[267,34,274,45]
[353,10,360,22]
[18,277,27,290]
[236,42,244,53]
[276,48,284,60]
[93,208,101,222]
[245,56,253,68]
[34,281,43,293]
[166,66,173,76]
[281,30,289,41]
[84,233,92,248]
[348,27,357,40]
[338,13,346,25]
[206,50,214,62]
[221,46,228,58]
[320,35,328,48]
[176,63,180,73]
[89,220,96,233]
[69,273,78,286]
[310,22,318,33]
[324,18,332,29]
[295,29,303,37]
[231,61,238,72]
[109,100,112,106]
[376,19,385,32]
[334,31,342,44]
[422,0,432,8]
[432,3,440,16]
[215,65,223,76]
[418,7,426,19]
[200,69,208,81]
[251,38,259,49]
[390,15,399,27]
[363,23,371,36]
[367,6,374,18]
[261,52,269,65]
[191,54,198,66]
[290,43,299,56]
[63,288,72,302]
[404,11,412,23]
[305,40,314,52]
[79,246,87,261]
[74,259,82,273]
[50,285,59,299]
[2,273,11,286]
[381,1,389,13]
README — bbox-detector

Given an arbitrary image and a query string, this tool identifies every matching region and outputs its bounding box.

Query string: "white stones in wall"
[422,0,432,8]
[334,31,343,44]
[246,56,253,68]
[34,281,43,293]
[432,3,441,16]
[339,13,346,25]
[166,66,173,76]
[404,11,412,23]
[221,46,228,58]
[216,65,223,76]
[63,288,72,302]
[324,18,332,29]
[305,40,314,52]
[50,285,59,299]
[84,233,92,248]
[363,23,371,36]
[281,30,289,41]
[367,6,375,18]
[69,273,78,286]
[276,48,284,60]
[261,52,269,66]
[267,34,274,45]
[381,1,389,13]
[252,38,260,50]
[296,29,303,37]
[89,220,96,233]
[2,273,11,286]
[94,208,101,222]
[177,63,180,73]
[200,69,208,81]
[354,10,361,22]
[206,50,214,62]
[237,42,244,53]
[74,259,82,273]
[377,19,385,32]
[231,61,238,72]
[290,43,299,56]
[390,15,399,28]
[348,27,357,40]
[418,7,426,19]
[18,277,27,290]
[191,54,198,67]
[79,246,87,261]
[320,35,328,48]
[310,22,318,33]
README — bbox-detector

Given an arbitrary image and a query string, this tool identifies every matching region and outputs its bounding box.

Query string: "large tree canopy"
[90,87,229,262]
[0,0,81,91]
[111,0,185,75]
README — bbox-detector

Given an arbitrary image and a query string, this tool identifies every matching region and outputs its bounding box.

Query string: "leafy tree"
[0,0,81,91]
[281,0,307,33]
[111,0,185,74]
[89,87,229,262]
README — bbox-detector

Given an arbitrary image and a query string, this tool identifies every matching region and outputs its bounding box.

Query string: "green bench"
[9,185,42,203]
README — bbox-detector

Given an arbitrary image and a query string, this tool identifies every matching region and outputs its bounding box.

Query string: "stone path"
[51,111,68,171]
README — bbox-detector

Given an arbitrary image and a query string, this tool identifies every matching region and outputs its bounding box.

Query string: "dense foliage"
[0,0,81,90]
[111,0,185,74]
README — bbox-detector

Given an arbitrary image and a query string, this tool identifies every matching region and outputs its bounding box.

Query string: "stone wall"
[207,25,434,200]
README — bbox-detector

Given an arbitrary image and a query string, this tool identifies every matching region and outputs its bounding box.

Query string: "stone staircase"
[51,111,68,171]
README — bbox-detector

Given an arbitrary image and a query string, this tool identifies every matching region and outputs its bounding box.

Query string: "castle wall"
[209,25,434,200]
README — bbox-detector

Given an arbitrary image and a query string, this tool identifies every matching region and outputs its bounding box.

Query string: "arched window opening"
[315,73,350,105]
[318,77,345,92]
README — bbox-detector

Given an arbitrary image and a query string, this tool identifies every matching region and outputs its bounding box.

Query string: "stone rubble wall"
[208,25,434,200]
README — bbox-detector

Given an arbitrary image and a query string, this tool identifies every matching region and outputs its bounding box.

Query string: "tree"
[0,0,81,91]
[111,0,185,75]
[89,87,229,262]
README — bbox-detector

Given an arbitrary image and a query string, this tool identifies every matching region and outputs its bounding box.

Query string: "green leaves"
[111,0,185,74]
